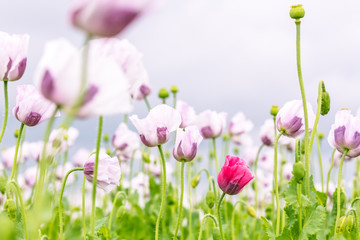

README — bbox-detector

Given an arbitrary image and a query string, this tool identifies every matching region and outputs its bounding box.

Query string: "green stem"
[326,149,337,201]
[128,150,136,194]
[123,114,128,124]
[82,175,87,240]
[174,161,185,239]
[155,145,167,240]
[274,131,284,237]
[335,149,349,239]
[212,138,219,173]
[90,115,103,235]
[316,132,324,192]
[59,168,84,239]
[254,144,264,209]
[188,162,193,240]
[298,183,302,232]
[295,20,310,197]
[108,192,127,234]
[173,93,177,108]
[9,123,25,180]
[144,97,151,111]
[196,168,217,202]
[198,214,218,240]
[231,200,247,240]
[217,192,226,240]
[0,80,9,144]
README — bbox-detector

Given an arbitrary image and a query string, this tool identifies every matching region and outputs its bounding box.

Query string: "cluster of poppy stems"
[1,1,360,240]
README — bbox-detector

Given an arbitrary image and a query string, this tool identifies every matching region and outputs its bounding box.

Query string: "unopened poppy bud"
[197,156,202,161]
[103,133,109,142]
[116,206,126,221]
[318,132,324,140]
[191,174,201,188]
[346,215,354,233]
[321,91,331,116]
[206,191,215,209]
[246,205,257,218]
[212,227,221,240]
[158,88,169,99]
[270,105,279,117]
[170,85,178,94]
[290,5,305,20]
[106,148,112,156]
[4,199,16,221]
[142,152,151,164]
[14,129,20,138]
[223,134,230,141]
[233,147,239,155]
[165,151,171,159]
[336,216,347,234]
[292,162,305,183]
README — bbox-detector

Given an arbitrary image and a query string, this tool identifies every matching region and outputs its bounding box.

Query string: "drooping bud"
[270,105,279,117]
[170,85,178,94]
[4,199,16,221]
[346,215,354,233]
[142,152,151,164]
[320,82,330,116]
[292,161,305,183]
[116,206,126,221]
[206,191,215,209]
[191,174,201,188]
[158,88,169,99]
[290,5,305,20]
[336,216,347,234]
[246,205,257,218]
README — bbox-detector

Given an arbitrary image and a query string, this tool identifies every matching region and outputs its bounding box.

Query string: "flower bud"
[106,148,112,156]
[233,147,239,155]
[116,206,126,221]
[318,132,324,140]
[246,205,257,218]
[191,174,201,188]
[14,129,20,138]
[321,91,331,116]
[103,133,109,142]
[346,215,354,233]
[336,216,347,234]
[292,162,305,183]
[212,227,221,240]
[170,85,178,94]
[165,151,171,159]
[158,88,169,99]
[290,5,305,20]
[4,199,16,221]
[206,191,215,209]
[142,152,151,163]
[270,105,279,117]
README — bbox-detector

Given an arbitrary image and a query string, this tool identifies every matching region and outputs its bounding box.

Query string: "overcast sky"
[1,0,360,182]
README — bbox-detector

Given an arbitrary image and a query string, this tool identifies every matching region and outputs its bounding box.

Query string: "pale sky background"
[1,0,360,186]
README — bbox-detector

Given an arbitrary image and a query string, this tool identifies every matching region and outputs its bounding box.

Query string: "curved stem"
[212,138,219,173]
[326,149,337,201]
[90,116,103,235]
[274,131,284,237]
[7,180,28,240]
[334,149,349,239]
[196,168,217,199]
[9,123,25,180]
[217,192,226,240]
[298,183,302,232]
[254,144,264,209]
[59,167,84,239]
[174,161,185,239]
[108,191,127,233]
[144,97,151,111]
[198,214,218,240]
[82,175,87,240]
[295,20,310,197]
[0,80,9,144]
[155,145,167,240]
[316,132,324,192]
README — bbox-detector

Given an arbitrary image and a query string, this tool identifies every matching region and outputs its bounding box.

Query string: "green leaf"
[261,217,275,240]
[299,205,326,240]
[315,191,327,207]
[283,177,311,208]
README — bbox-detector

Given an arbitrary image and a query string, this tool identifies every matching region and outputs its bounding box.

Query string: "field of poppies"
[1,1,360,240]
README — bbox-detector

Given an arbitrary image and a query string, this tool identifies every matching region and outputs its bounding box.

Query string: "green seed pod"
[142,152,151,164]
[170,85,178,94]
[212,227,221,240]
[206,191,215,209]
[336,216,347,234]
[346,215,354,233]
[103,133,109,142]
[158,88,169,99]
[290,5,305,20]
[246,205,257,218]
[191,174,201,188]
[165,151,171,158]
[270,105,279,117]
[4,199,16,221]
[320,91,331,116]
[116,206,126,221]
[292,162,305,183]
[318,132,324,140]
